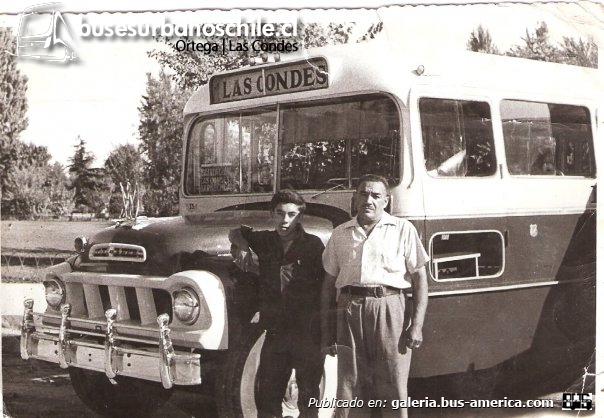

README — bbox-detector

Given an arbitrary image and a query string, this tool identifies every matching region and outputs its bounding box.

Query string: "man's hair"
[357,174,391,195]
[270,189,306,213]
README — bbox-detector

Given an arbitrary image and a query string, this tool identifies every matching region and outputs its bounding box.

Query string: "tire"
[68,368,173,417]
[216,325,299,418]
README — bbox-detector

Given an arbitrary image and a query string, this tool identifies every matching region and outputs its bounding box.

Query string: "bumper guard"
[20,299,201,389]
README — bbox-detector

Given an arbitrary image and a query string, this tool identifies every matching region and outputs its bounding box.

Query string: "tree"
[358,22,384,43]
[8,166,49,218]
[1,143,72,219]
[138,72,189,216]
[0,27,29,203]
[507,22,560,63]
[68,136,107,212]
[46,162,74,216]
[300,22,355,48]
[104,144,144,215]
[559,36,598,68]
[104,143,144,187]
[467,22,598,68]
[467,25,499,54]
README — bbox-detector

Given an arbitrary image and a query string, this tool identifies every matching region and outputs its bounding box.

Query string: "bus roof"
[184,39,602,116]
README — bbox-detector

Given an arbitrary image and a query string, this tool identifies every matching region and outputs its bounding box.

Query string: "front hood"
[80,211,333,276]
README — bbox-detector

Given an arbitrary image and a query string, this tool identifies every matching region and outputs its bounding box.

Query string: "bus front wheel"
[216,324,300,418]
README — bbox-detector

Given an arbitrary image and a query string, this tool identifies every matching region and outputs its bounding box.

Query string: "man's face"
[356,181,389,224]
[272,203,303,237]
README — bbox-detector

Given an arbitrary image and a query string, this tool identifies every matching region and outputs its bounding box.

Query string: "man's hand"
[407,266,428,350]
[229,228,254,272]
[405,323,423,350]
[228,228,251,253]
[320,273,338,357]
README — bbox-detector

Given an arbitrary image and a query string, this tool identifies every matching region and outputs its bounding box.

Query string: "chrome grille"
[65,282,171,327]
[89,243,146,262]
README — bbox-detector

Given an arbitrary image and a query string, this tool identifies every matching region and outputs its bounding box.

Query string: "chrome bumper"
[20,299,201,389]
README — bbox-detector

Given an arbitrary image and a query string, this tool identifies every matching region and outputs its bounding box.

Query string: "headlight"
[74,236,88,253]
[173,288,200,325]
[44,278,65,309]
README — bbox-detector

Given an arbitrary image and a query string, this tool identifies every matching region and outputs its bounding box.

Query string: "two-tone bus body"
[20,40,598,416]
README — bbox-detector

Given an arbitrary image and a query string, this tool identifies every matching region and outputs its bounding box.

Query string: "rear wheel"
[68,368,173,417]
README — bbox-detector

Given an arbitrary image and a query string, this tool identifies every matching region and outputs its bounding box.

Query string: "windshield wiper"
[311,183,345,199]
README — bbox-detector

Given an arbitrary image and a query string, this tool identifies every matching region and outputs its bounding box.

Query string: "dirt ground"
[3,334,594,418]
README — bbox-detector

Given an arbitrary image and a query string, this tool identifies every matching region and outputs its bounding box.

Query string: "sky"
[1,1,602,168]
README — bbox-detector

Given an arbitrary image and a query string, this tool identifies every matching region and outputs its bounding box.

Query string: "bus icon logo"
[562,393,592,410]
[5,2,77,62]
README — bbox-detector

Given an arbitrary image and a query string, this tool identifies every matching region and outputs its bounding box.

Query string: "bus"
[20,40,598,417]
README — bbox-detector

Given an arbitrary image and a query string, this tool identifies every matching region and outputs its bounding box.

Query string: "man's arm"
[406,265,428,350]
[320,272,338,356]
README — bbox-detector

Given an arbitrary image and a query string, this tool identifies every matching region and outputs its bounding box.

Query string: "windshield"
[184,94,400,195]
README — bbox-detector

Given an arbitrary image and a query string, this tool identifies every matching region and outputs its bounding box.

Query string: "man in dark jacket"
[229,190,325,418]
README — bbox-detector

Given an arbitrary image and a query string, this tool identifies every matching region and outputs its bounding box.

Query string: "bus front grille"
[63,282,172,326]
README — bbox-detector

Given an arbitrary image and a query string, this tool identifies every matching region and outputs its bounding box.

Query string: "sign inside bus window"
[199,164,237,192]
[210,57,328,104]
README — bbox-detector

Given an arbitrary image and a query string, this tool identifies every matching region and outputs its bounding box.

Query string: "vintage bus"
[20,40,598,416]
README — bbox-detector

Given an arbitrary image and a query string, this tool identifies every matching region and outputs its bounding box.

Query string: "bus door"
[498,99,597,283]
[411,93,506,287]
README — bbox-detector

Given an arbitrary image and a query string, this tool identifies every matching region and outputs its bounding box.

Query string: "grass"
[1,220,113,282]
[1,220,112,252]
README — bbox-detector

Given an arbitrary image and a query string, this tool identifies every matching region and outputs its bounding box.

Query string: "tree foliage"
[68,136,107,212]
[467,22,598,68]
[2,143,73,218]
[558,36,598,68]
[104,143,144,187]
[138,71,189,216]
[0,27,29,202]
[507,22,560,63]
[46,162,74,216]
[104,143,144,215]
[467,25,500,54]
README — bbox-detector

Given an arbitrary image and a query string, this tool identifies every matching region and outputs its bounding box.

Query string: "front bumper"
[20,299,201,389]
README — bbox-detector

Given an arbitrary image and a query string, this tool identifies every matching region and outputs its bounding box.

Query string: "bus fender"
[168,270,228,349]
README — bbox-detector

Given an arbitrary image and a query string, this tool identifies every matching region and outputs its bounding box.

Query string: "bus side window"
[420,98,496,177]
[501,100,595,177]
[430,231,504,281]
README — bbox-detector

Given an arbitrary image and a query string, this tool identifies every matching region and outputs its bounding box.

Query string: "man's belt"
[341,285,403,298]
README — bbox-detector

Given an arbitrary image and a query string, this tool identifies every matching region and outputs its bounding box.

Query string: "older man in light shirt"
[321,174,429,418]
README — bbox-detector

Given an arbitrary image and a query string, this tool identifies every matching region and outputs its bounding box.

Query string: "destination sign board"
[210,57,328,104]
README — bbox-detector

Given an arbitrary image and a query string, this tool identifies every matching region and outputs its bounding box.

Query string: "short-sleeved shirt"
[241,225,325,330]
[322,213,429,290]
